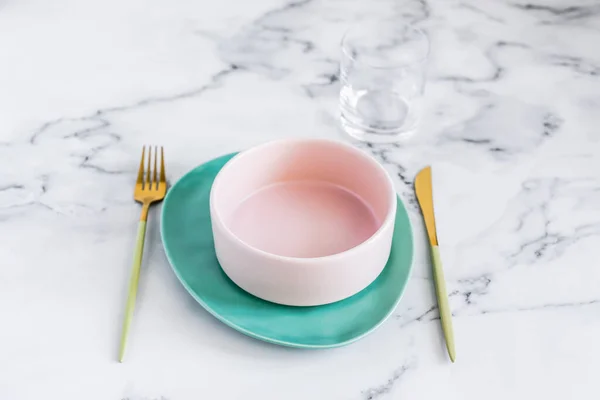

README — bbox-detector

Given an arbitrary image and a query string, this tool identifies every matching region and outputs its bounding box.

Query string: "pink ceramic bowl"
[209,139,397,306]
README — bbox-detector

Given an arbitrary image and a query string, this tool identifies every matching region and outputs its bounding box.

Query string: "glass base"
[340,112,417,143]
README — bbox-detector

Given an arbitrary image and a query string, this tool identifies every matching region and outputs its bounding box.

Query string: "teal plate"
[161,153,414,348]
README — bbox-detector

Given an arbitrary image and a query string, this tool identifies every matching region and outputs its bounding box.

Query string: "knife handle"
[431,245,456,362]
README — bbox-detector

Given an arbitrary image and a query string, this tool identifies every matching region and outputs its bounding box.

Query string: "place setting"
[6,0,600,397]
[118,21,455,362]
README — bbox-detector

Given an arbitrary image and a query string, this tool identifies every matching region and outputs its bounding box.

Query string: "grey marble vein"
[436,41,529,84]
[1,66,242,218]
[440,98,564,159]
[545,54,600,77]
[362,363,413,400]
[458,3,506,23]
[511,2,600,23]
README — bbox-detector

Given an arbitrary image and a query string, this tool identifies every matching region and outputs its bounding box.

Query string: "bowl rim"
[209,138,397,264]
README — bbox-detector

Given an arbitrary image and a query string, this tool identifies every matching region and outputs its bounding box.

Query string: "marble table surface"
[1,0,599,398]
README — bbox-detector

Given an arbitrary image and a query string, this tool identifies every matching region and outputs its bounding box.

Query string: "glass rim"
[340,21,430,70]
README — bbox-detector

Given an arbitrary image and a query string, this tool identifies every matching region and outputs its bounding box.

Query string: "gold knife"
[415,166,456,363]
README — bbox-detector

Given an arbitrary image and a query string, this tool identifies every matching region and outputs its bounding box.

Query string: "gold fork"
[118,146,167,362]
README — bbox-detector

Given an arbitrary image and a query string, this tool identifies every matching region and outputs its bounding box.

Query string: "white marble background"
[1,0,599,398]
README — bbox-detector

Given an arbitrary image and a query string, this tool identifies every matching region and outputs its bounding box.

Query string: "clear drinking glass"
[340,21,429,142]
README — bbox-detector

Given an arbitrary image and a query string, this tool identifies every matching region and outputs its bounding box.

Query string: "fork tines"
[136,146,165,189]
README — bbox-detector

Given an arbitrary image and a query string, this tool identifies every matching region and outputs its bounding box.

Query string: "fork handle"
[118,205,149,362]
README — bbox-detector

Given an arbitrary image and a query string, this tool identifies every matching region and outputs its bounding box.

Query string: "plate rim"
[160,153,414,349]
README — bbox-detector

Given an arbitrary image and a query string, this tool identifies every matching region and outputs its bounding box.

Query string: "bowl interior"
[211,140,394,258]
